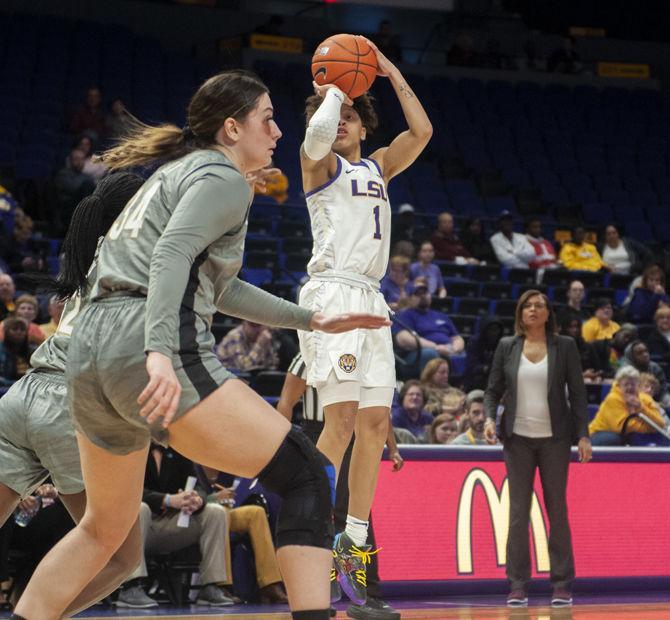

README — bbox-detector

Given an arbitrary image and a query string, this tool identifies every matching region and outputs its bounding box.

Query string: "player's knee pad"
[258,426,335,549]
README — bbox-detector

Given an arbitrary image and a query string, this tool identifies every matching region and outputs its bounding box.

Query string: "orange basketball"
[311,34,378,100]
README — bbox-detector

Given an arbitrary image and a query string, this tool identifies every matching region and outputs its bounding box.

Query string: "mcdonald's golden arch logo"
[456,468,550,574]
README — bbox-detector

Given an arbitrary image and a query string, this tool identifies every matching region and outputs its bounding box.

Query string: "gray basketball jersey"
[29,293,82,373]
[91,149,312,357]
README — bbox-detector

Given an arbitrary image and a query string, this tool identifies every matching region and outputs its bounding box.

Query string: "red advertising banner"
[373,454,670,582]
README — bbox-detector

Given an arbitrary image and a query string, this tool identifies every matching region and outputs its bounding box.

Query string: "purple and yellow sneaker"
[332,532,379,606]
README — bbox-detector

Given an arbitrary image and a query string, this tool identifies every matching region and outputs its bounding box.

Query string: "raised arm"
[367,40,432,182]
[300,84,351,191]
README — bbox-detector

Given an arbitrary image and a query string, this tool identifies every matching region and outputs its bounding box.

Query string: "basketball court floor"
[3,591,665,619]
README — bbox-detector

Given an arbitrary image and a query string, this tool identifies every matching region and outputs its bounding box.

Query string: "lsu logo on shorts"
[338,354,357,374]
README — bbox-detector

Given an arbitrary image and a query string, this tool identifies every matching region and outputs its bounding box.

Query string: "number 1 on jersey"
[373,205,382,240]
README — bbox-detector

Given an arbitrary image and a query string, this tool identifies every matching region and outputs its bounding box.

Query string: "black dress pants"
[503,434,575,591]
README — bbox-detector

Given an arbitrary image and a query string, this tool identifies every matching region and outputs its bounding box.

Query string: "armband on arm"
[303,88,344,161]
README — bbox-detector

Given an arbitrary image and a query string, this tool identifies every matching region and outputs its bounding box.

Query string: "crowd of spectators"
[375,206,670,448]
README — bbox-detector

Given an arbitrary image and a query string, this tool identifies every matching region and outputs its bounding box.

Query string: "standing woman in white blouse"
[484,289,592,609]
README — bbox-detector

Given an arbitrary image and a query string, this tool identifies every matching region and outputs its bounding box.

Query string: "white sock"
[345,515,369,547]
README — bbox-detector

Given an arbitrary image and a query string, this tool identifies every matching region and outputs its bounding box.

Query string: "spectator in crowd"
[371,19,402,63]
[39,295,65,339]
[381,255,412,311]
[622,340,670,406]
[394,427,419,445]
[463,316,504,391]
[0,294,45,345]
[391,380,433,442]
[390,203,424,248]
[54,149,96,232]
[73,135,108,182]
[525,218,558,270]
[489,211,536,270]
[555,280,589,327]
[599,224,650,276]
[547,36,581,74]
[447,32,480,67]
[0,273,16,320]
[394,279,465,370]
[429,212,477,264]
[69,86,108,140]
[216,320,279,372]
[115,445,234,608]
[427,412,459,444]
[601,329,631,381]
[588,366,668,446]
[420,357,452,415]
[440,387,466,418]
[461,217,495,264]
[644,306,670,362]
[626,265,670,324]
[390,240,416,262]
[410,241,446,298]
[1,215,46,274]
[581,298,620,343]
[200,468,288,604]
[559,317,611,383]
[0,317,35,386]
[106,98,133,140]
[559,226,608,272]
[639,372,661,399]
[451,390,489,445]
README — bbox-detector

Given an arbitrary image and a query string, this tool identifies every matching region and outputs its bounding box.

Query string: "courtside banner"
[373,446,670,582]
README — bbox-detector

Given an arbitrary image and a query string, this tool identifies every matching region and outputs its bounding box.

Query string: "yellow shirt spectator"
[559,241,605,271]
[581,317,620,342]
[589,378,666,435]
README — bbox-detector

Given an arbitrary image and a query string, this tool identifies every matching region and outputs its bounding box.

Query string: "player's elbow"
[411,120,432,143]
[419,121,433,141]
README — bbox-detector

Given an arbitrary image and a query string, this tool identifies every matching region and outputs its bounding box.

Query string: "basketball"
[311,33,378,100]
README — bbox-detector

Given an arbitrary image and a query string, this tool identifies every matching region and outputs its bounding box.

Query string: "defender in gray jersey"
[0,173,144,617]
[16,71,391,620]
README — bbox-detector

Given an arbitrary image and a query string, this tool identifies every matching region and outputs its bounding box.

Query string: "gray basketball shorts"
[0,370,84,497]
[66,296,236,456]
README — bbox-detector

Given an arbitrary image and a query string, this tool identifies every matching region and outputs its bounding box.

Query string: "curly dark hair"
[304,91,379,134]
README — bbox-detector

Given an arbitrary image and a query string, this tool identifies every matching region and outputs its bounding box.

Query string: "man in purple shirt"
[393,279,464,371]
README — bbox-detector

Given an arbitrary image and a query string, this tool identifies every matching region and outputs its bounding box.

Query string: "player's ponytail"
[99,70,269,170]
[55,172,144,299]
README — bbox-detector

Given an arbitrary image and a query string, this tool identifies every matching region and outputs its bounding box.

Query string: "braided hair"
[55,172,144,299]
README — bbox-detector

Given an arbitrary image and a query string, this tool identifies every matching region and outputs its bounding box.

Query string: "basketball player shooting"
[297,35,432,605]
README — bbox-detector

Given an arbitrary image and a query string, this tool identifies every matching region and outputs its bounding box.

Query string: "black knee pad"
[258,426,335,549]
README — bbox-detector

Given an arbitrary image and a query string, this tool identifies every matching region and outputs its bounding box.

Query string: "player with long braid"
[0,173,144,615]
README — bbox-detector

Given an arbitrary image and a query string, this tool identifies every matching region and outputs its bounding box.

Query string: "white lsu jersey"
[305,153,391,282]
